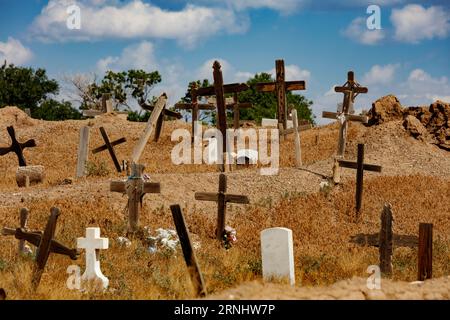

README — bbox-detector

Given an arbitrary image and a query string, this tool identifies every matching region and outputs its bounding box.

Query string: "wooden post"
[332,158,341,184]
[132,93,167,164]
[278,123,285,142]
[418,223,433,281]
[291,109,302,167]
[76,126,90,178]
[355,144,364,215]
[379,203,393,275]
[213,61,227,173]
[170,205,206,297]
[99,127,123,173]
[276,60,287,129]
[153,111,164,142]
[18,208,29,254]
[217,174,227,240]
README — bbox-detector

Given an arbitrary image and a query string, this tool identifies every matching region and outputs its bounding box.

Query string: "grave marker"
[92,127,126,173]
[140,99,182,142]
[16,165,45,187]
[194,174,249,241]
[170,204,206,297]
[291,109,302,167]
[337,144,382,216]
[2,207,79,290]
[261,227,295,286]
[110,163,161,232]
[77,227,109,290]
[254,59,306,130]
[418,223,433,281]
[379,203,393,275]
[0,126,36,166]
[76,126,91,178]
[322,71,368,157]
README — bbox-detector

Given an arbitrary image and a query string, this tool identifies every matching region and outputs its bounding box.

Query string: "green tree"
[0,62,59,113]
[33,99,82,121]
[178,79,214,123]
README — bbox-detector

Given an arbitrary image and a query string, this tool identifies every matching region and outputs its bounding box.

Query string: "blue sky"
[0,0,449,123]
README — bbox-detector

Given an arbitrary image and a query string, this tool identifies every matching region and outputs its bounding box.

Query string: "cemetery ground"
[0,106,449,299]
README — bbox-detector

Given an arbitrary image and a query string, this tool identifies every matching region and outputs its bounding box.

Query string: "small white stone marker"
[261,227,295,286]
[77,227,109,290]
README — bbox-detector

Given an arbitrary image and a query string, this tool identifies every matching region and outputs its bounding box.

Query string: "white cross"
[77,227,109,290]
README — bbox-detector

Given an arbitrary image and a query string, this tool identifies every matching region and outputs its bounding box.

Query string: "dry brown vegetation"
[0,107,449,299]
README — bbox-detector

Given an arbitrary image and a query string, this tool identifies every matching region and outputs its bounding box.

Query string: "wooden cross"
[110,163,161,232]
[92,127,127,173]
[0,126,36,166]
[195,173,249,241]
[1,208,30,254]
[174,83,216,140]
[322,71,368,157]
[140,100,182,142]
[170,204,206,297]
[2,207,79,290]
[194,61,250,172]
[338,144,382,216]
[254,59,306,130]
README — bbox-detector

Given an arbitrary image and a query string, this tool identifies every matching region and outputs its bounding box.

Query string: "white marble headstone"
[77,227,109,290]
[261,227,295,286]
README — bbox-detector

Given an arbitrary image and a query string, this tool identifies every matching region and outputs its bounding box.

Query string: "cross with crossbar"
[322,71,368,157]
[92,127,127,172]
[195,174,249,241]
[2,207,79,289]
[0,126,36,166]
[254,59,306,130]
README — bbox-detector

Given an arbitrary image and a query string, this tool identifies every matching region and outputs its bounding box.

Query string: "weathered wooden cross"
[0,126,36,166]
[1,208,30,255]
[2,207,79,289]
[195,173,249,241]
[170,204,206,297]
[174,83,215,140]
[338,144,382,216]
[193,61,250,171]
[140,99,182,142]
[254,59,306,131]
[92,127,127,173]
[110,163,161,232]
[322,71,368,157]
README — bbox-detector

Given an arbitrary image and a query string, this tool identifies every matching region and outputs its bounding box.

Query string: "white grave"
[77,227,109,290]
[261,227,295,286]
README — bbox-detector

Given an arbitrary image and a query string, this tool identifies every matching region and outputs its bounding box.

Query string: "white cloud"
[342,17,385,45]
[391,4,450,43]
[96,41,157,73]
[362,64,399,85]
[267,64,311,81]
[30,0,248,47]
[0,37,33,65]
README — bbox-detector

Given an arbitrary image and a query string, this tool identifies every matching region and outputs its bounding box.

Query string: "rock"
[116,236,131,247]
[367,95,404,126]
[403,115,429,141]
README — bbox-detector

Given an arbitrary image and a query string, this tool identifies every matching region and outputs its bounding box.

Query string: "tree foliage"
[33,99,82,121]
[0,62,59,112]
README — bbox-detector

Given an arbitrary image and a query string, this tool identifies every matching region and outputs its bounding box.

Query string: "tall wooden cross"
[194,61,250,171]
[2,207,79,290]
[110,163,161,232]
[92,127,127,173]
[195,174,249,241]
[338,144,382,217]
[0,126,36,166]
[174,83,216,140]
[322,71,368,157]
[254,59,306,131]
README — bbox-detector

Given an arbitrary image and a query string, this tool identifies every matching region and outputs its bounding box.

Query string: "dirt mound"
[367,95,404,126]
[0,106,37,128]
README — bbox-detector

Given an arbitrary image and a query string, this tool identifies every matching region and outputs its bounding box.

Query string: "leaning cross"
[338,144,382,217]
[174,83,216,141]
[0,126,36,166]
[92,127,127,173]
[195,173,249,241]
[194,61,250,172]
[77,227,109,290]
[322,71,368,157]
[140,99,182,142]
[110,163,161,232]
[254,59,306,131]
[2,207,79,290]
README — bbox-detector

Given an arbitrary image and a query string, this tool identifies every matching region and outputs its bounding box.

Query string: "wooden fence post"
[76,126,90,178]
[379,203,393,275]
[291,109,302,167]
[418,223,433,281]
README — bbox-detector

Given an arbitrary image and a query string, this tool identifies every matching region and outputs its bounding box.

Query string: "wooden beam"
[217,173,227,240]
[195,83,249,97]
[335,86,368,94]
[276,59,287,127]
[174,103,215,110]
[143,182,161,194]
[170,204,206,297]
[418,223,433,281]
[92,137,126,154]
[225,194,249,204]
[254,81,306,92]
[131,93,167,164]
[99,127,122,173]
[194,192,218,202]
[322,111,368,124]
[76,126,91,178]
[213,61,227,173]
[110,180,126,193]
[379,203,393,275]
[338,160,382,172]
[355,144,365,215]
[292,109,302,167]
